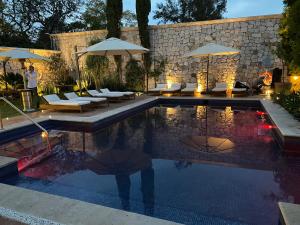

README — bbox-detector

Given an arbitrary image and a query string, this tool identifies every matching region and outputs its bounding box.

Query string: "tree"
[276,0,300,73]
[82,0,107,30]
[122,10,137,27]
[2,0,83,48]
[136,0,151,90]
[0,1,32,47]
[153,0,227,24]
[287,0,300,67]
[106,0,123,82]
[106,0,123,38]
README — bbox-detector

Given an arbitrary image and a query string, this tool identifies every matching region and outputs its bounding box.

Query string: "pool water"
[2,105,300,225]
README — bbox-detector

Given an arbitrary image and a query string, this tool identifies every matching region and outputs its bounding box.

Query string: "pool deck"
[0,183,181,225]
[279,202,300,225]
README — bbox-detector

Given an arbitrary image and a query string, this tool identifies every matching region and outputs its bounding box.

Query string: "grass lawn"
[0,98,24,118]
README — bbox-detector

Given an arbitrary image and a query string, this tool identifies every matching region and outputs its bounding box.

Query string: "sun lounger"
[87,90,124,102]
[148,83,167,95]
[64,92,109,107]
[181,83,197,96]
[100,88,135,99]
[232,81,249,96]
[211,82,227,96]
[162,83,182,95]
[40,94,92,112]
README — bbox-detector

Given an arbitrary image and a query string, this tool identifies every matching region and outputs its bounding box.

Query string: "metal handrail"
[0,97,48,134]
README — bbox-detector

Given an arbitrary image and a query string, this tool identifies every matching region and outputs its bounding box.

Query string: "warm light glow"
[196,80,202,93]
[293,76,299,81]
[41,131,48,138]
[167,80,172,89]
[6,117,9,120]
[49,115,52,119]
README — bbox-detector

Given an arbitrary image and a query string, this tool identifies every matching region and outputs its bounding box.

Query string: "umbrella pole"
[3,61,8,97]
[74,46,82,95]
[20,59,27,89]
[206,55,210,93]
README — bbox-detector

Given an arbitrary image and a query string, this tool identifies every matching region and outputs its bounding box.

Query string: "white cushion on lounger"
[232,88,247,92]
[88,90,123,97]
[212,82,227,92]
[164,83,181,91]
[186,83,197,89]
[100,88,134,95]
[43,94,90,106]
[182,88,196,92]
[149,83,167,92]
[64,92,107,102]
[212,87,227,92]
[157,83,167,89]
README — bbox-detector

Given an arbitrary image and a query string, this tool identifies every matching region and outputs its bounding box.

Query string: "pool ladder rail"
[0,97,51,171]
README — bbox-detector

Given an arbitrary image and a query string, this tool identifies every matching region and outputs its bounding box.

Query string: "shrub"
[99,73,127,91]
[125,59,145,91]
[0,72,24,90]
[85,38,109,89]
[272,90,300,119]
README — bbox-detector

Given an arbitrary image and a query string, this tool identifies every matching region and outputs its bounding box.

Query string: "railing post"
[0,108,3,130]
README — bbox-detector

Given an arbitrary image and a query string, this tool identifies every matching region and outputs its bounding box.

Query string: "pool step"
[0,133,63,159]
[0,156,18,178]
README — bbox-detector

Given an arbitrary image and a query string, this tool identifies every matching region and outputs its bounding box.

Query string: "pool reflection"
[2,105,300,225]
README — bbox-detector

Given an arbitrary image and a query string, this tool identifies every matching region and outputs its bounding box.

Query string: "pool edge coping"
[0,183,182,225]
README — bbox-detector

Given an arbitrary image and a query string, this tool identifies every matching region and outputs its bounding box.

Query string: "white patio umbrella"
[77,37,149,56]
[185,43,240,93]
[75,37,149,94]
[0,49,50,89]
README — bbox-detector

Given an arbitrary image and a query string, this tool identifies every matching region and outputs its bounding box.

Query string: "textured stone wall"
[50,14,282,89]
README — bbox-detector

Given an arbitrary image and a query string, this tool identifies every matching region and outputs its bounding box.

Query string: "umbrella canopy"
[78,37,149,56]
[0,49,50,63]
[184,43,240,57]
[0,49,50,90]
[184,43,240,93]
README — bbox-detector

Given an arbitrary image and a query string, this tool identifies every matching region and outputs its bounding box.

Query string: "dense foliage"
[99,73,127,91]
[1,0,83,48]
[125,59,145,91]
[154,0,227,24]
[276,0,300,73]
[85,38,109,89]
[272,90,300,120]
[149,58,167,84]
[0,0,136,48]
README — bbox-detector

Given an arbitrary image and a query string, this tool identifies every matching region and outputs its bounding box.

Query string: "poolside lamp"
[184,43,240,93]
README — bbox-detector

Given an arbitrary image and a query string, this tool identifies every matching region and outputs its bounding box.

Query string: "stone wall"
[50,14,282,89]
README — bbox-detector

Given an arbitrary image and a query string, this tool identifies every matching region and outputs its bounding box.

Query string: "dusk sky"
[123,0,284,24]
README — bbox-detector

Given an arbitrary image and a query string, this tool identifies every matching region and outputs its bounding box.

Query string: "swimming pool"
[1,103,300,225]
